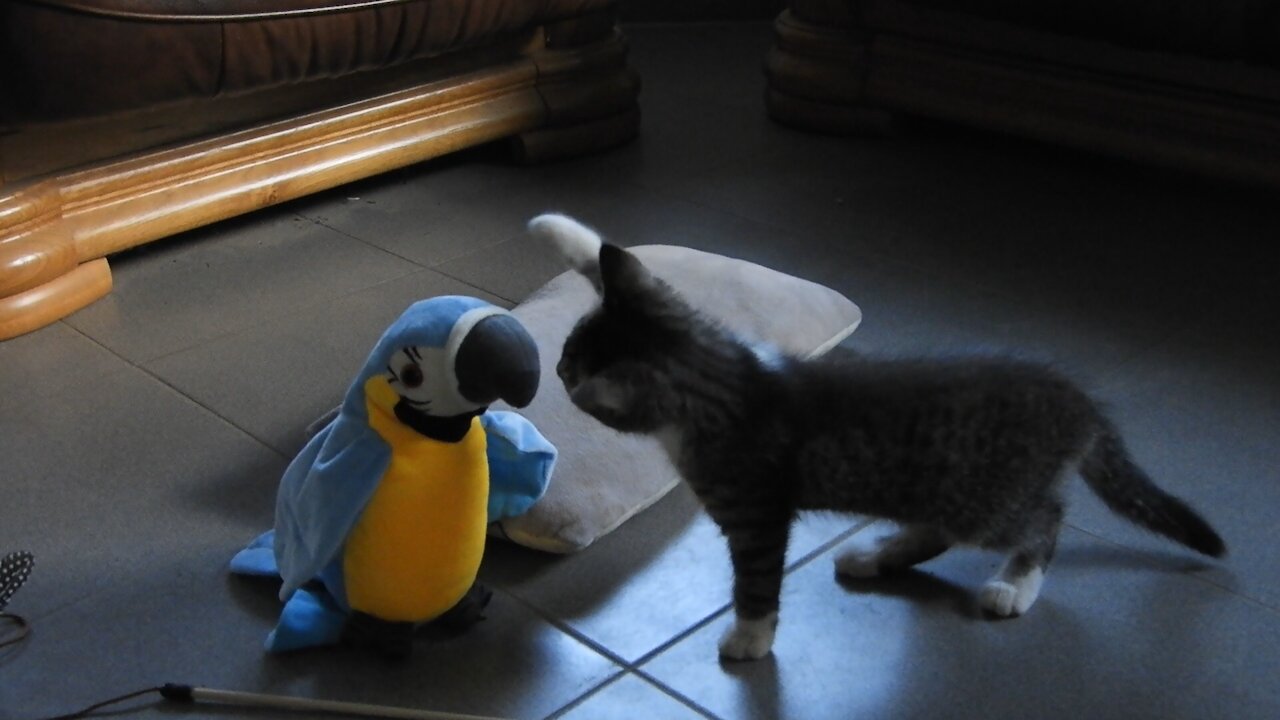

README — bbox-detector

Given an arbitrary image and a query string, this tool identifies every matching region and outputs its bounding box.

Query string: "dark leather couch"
[766,0,1280,185]
[0,0,639,340]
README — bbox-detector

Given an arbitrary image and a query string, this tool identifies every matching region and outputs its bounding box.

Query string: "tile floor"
[3,22,1279,720]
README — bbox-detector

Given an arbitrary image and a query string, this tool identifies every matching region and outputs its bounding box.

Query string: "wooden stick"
[161,684,512,720]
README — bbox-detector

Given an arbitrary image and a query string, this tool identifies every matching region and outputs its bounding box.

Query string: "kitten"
[529,213,1226,661]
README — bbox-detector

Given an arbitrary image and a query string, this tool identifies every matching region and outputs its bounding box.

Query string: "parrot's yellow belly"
[343,401,489,623]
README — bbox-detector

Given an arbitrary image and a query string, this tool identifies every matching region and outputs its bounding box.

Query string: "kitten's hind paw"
[834,548,882,579]
[833,525,950,579]
[979,568,1043,618]
[979,580,1020,617]
[718,613,778,661]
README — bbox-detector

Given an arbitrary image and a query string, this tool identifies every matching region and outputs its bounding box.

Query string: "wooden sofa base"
[766,7,1280,185]
[0,26,639,341]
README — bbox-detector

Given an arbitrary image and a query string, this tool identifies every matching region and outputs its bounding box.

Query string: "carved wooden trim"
[513,107,641,164]
[0,259,111,341]
[765,10,891,134]
[0,26,639,341]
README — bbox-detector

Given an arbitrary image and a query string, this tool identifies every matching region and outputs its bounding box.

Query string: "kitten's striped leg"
[835,524,950,578]
[718,519,790,661]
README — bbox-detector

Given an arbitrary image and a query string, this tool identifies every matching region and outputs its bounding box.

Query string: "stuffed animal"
[231,296,556,658]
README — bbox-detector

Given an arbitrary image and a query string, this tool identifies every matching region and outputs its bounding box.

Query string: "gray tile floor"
[3,22,1279,720]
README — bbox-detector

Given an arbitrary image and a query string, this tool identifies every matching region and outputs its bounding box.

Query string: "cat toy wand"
[45,683,514,720]
[159,683,512,720]
[8,550,509,720]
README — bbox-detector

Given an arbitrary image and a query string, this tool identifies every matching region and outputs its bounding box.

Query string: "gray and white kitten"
[530,213,1225,661]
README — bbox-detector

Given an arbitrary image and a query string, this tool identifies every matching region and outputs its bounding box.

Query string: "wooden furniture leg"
[0,24,639,341]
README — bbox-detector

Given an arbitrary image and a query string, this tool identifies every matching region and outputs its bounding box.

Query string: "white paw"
[980,580,1019,617]
[718,613,777,661]
[980,567,1044,617]
[834,548,881,578]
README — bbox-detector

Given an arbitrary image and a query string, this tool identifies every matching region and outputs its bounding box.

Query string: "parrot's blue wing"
[482,410,557,522]
[273,417,391,601]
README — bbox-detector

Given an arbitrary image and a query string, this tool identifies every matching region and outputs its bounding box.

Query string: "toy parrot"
[230,296,556,658]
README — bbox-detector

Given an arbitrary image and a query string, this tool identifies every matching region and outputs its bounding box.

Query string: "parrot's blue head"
[341,296,540,440]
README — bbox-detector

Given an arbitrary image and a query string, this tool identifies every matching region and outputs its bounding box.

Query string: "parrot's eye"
[399,363,424,389]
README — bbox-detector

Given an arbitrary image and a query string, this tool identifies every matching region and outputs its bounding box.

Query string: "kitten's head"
[529,214,692,433]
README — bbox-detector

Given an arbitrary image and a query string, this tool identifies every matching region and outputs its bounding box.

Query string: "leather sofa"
[766,0,1280,185]
[0,0,639,340]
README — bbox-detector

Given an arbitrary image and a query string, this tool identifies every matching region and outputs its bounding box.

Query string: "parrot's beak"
[454,314,541,408]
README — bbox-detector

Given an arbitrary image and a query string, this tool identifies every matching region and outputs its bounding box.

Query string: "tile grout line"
[484,590,660,720]
[631,668,723,720]
[88,226,525,459]
[540,672,628,720]
[20,580,114,625]
[113,257,509,370]
[1063,520,1280,615]
[300,204,529,292]
[615,521,880,720]
[428,268,521,307]
[626,517,879,670]
[786,517,879,573]
[494,587,633,670]
[630,604,733,668]
[108,197,540,368]
[61,322,292,462]
[516,519,880,720]
[297,211,432,272]
[77,207,457,365]
[541,669,721,720]
[88,259,428,369]
[300,210,527,303]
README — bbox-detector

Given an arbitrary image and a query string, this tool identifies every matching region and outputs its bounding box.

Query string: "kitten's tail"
[529,213,602,277]
[1079,425,1226,558]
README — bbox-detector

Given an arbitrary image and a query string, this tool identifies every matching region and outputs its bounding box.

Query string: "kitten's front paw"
[718,613,777,661]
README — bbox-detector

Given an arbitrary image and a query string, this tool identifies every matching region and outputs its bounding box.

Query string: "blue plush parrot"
[230,296,555,658]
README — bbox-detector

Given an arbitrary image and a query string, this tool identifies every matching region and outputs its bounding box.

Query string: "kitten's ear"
[599,243,658,307]
[528,213,603,292]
